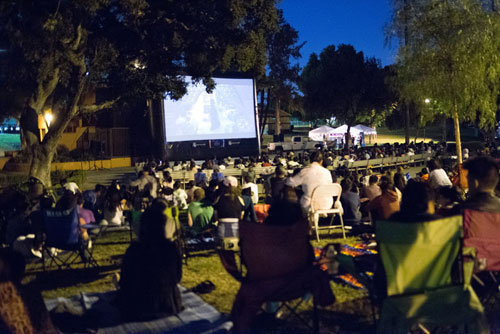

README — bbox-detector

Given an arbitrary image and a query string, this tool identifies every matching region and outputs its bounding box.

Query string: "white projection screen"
[163,76,257,142]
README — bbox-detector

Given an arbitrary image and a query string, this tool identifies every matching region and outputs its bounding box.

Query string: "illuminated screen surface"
[163,77,256,142]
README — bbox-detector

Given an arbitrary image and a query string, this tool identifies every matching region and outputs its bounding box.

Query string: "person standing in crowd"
[285,151,333,212]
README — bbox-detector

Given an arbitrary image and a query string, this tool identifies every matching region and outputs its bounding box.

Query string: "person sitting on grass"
[213,176,244,240]
[265,165,287,205]
[367,176,400,221]
[100,185,125,226]
[362,175,381,202]
[428,159,452,189]
[117,199,183,321]
[172,181,188,210]
[242,174,258,205]
[340,178,362,226]
[187,188,214,237]
[75,191,95,225]
[389,181,439,222]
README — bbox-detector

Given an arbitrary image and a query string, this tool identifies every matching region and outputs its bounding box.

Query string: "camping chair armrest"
[462,246,477,286]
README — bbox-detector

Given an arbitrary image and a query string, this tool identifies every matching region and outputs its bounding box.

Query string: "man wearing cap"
[285,151,333,212]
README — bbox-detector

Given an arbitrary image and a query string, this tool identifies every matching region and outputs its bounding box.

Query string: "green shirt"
[188,201,214,235]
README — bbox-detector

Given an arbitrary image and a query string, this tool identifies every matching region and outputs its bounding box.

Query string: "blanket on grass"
[45,286,232,334]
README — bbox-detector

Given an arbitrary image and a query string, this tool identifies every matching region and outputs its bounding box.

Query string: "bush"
[69,148,97,162]
[9,149,31,163]
[51,169,87,187]
[54,145,72,162]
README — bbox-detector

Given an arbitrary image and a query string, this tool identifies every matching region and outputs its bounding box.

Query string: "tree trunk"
[345,124,352,150]
[275,98,281,135]
[405,104,410,145]
[260,89,270,139]
[452,106,462,164]
[442,117,447,142]
[29,140,57,188]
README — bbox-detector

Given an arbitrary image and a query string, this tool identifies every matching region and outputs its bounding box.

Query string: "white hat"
[223,176,238,188]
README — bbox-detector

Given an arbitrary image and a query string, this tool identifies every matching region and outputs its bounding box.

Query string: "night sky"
[280,0,397,68]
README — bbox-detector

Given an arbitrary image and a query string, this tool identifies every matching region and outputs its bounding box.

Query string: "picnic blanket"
[45,286,232,334]
[315,243,377,290]
[336,243,377,290]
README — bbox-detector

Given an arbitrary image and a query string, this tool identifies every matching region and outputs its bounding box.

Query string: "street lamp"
[44,112,53,127]
[424,98,430,104]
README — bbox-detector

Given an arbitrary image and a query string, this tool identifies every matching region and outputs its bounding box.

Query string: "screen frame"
[163,75,259,144]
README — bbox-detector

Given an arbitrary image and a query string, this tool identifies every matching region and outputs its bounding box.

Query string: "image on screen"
[0,118,21,152]
[163,77,256,142]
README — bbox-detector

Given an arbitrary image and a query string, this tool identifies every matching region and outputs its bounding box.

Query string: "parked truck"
[267,136,322,153]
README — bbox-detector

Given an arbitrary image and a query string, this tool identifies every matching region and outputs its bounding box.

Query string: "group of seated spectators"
[1,138,500,332]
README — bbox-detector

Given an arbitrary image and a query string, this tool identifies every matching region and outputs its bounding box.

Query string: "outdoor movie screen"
[163,76,257,142]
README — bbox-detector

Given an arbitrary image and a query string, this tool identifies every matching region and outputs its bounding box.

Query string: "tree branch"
[30,66,60,113]
[79,98,119,114]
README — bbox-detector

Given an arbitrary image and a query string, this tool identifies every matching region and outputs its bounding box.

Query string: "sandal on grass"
[190,280,216,294]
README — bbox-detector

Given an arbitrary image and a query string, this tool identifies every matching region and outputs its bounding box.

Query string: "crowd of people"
[0,138,500,332]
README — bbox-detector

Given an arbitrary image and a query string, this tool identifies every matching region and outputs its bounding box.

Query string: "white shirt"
[63,182,80,194]
[429,168,452,189]
[242,182,259,204]
[286,162,333,210]
[173,188,188,209]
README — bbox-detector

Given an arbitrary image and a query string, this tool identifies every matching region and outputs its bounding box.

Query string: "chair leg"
[314,213,320,242]
[328,214,335,236]
[42,249,46,272]
[340,215,346,239]
[313,295,319,334]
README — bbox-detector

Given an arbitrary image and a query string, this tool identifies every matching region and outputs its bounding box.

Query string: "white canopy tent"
[353,124,377,136]
[330,125,362,137]
[308,125,336,141]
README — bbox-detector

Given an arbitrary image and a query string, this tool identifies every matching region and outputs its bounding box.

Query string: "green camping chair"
[376,215,488,334]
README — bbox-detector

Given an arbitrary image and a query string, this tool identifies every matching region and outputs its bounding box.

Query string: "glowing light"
[44,112,53,127]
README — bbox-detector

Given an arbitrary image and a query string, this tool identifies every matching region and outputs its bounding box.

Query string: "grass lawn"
[0,133,21,151]
[25,229,375,333]
[24,226,500,333]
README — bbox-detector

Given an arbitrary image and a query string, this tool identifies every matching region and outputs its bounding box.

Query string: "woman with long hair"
[118,198,183,321]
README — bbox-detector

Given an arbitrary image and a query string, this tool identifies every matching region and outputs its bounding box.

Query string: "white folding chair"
[308,183,346,241]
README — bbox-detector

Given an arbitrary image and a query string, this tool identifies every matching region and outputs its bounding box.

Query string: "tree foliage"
[300,44,391,143]
[0,0,280,185]
[257,10,303,135]
[388,0,500,161]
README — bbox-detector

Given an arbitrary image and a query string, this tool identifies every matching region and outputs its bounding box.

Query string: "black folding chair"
[220,220,335,334]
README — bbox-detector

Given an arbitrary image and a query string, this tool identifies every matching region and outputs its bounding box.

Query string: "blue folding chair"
[42,207,97,270]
